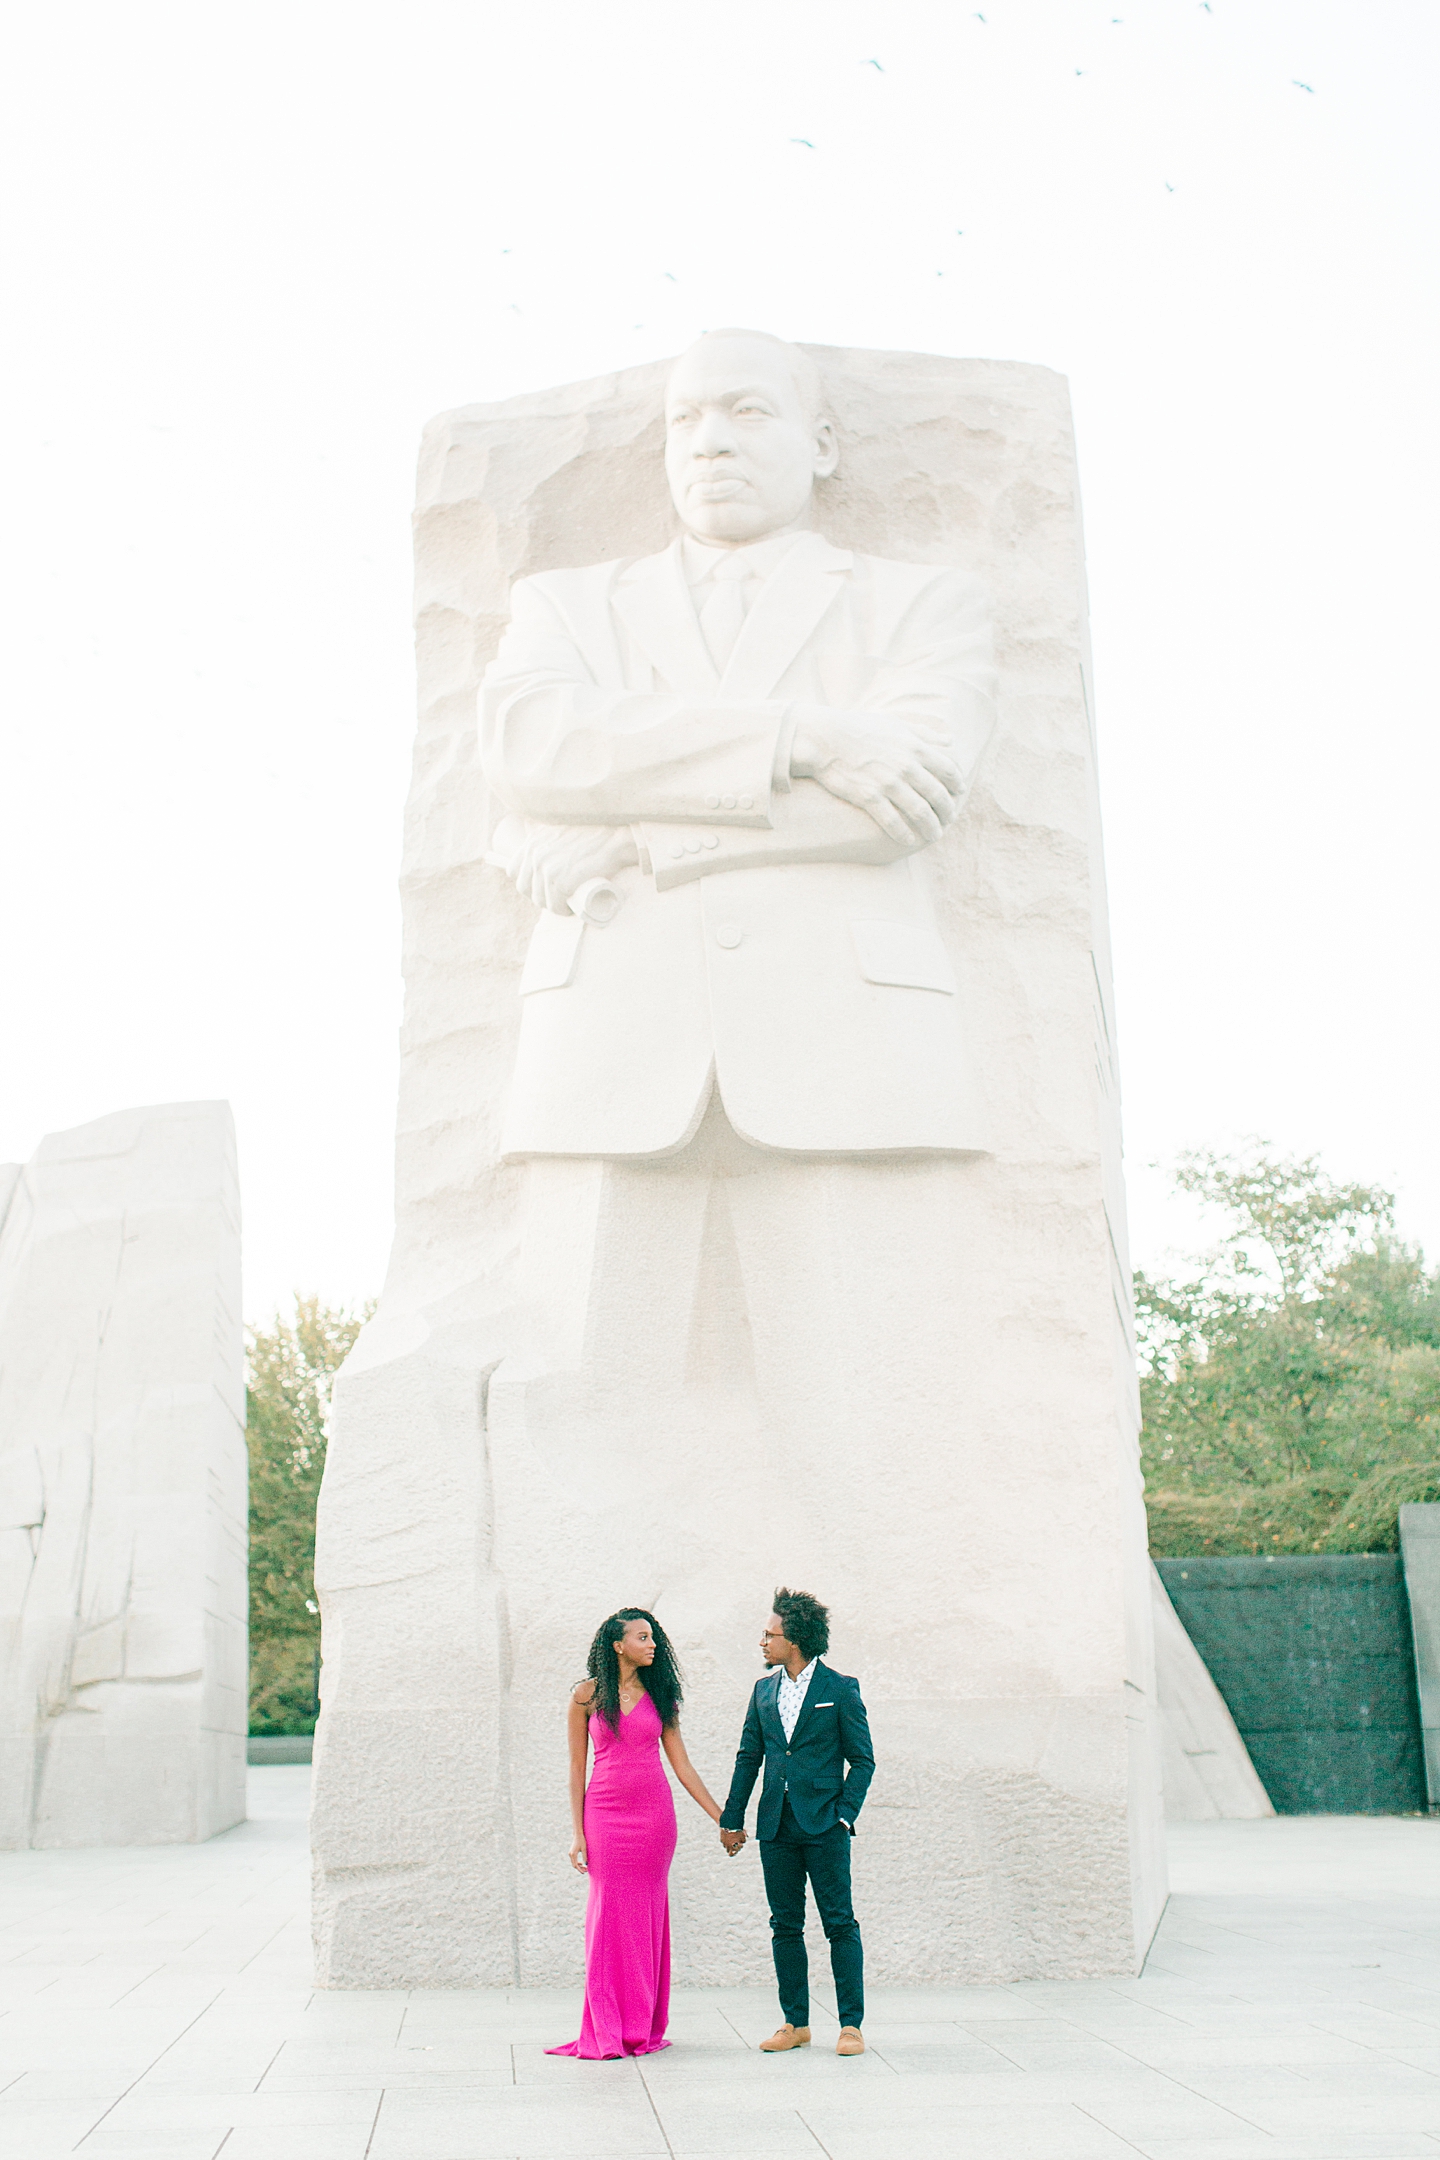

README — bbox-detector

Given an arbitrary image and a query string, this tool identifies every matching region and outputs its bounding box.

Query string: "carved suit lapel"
[611,534,853,703]
[611,539,718,695]
[719,536,852,701]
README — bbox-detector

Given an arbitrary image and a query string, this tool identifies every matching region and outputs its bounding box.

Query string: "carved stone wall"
[311,346,1165,1985]
[0,1102,247,1846]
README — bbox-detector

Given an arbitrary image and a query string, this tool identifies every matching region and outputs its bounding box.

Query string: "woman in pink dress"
[548,1607,740,2059]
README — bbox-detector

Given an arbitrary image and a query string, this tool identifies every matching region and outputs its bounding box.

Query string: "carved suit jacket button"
[738,793,754,809]
[702,834,719,849]
[716,925,743,950]
[721,793,737,808]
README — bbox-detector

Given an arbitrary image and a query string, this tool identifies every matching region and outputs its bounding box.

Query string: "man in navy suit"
[719,1588,875,2056]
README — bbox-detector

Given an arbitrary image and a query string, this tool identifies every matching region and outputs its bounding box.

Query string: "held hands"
[719,1826,747,1857]
[499,820,639,915]
[790,708,964,848]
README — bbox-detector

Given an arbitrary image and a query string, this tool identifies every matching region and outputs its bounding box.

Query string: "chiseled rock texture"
[311,347,1165,1987]
[0,1103,247,1847]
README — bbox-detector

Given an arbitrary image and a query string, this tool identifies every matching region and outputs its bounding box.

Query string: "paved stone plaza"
[4,1769,1440,2158]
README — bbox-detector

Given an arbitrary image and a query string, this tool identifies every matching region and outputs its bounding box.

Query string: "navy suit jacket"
[719,1660,875,1841]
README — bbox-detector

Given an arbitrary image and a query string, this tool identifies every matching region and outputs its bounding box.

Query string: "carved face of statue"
[664,332,839,546]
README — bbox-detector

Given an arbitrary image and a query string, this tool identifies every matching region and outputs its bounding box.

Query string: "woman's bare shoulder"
[571,1679,597,1707]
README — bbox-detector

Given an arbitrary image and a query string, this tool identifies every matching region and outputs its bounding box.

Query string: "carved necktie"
[698,554,750,673]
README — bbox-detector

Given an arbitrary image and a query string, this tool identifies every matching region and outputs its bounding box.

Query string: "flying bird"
[1164,182,1175,192]
[974,11,986,21]
[1292,79,1314,92]
[865,57,884,71]
[663,272,678,282]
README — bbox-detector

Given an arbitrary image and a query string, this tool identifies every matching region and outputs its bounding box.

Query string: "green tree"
[247,1294,371,1733]
[1138,1146,1440,1556]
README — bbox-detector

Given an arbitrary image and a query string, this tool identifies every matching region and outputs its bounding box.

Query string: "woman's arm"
[661,1722,743,1846]
[566,1683,594,1872]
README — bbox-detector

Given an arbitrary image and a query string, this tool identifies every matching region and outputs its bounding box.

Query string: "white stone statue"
[481,329,995,1157]
[311,335,1165,1992]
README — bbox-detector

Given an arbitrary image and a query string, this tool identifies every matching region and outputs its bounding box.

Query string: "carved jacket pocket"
[849,919,956,994]
[519,911,585,995]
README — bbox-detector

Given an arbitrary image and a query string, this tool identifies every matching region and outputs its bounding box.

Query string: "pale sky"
[1,0,1436,1324]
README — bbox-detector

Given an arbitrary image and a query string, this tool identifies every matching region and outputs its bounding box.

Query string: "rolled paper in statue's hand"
[567,877,621,926]
[482,846,623,927]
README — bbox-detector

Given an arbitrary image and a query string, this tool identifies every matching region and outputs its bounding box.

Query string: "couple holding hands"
[547,1588,875,2062]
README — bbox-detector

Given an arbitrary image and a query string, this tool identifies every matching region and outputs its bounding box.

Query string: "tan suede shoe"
[759,2023,811,2052]
[836,2026,865,2056]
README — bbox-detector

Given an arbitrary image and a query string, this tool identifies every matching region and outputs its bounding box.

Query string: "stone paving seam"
[71,1986,226,2151]
[1068,2033,1275,2139]
[250,2037,288,2089]
[636,2062,677,2156]
[1073,2100,1151,2156]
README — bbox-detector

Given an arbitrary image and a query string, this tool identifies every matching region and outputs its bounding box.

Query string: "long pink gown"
[547,1691,677,2059]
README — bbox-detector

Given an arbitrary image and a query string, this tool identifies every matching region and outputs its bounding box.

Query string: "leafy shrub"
[1139,1147,1440,1555]
[247,1295,371,1734]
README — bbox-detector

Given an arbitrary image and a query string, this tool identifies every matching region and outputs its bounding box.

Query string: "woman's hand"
[568,1835,588,1874]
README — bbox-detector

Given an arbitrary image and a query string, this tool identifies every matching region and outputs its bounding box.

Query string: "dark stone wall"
[1156,1555,1426,1815]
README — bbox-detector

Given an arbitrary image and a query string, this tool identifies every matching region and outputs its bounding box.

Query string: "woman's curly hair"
[773,1587,830,1661]
[583,1608,684,1730]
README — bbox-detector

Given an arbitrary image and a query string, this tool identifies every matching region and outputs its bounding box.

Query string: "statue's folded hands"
[488,690,968,914]
[788,703,965,845]
[492,817,639,916]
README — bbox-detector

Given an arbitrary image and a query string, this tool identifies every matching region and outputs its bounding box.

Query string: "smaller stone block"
[0,1102,247,1847]
[1151,1564,1273,1820]
[1400,1503,1440,1807]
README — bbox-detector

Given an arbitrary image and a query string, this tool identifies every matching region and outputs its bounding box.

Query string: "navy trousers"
[758,1797,864,2030]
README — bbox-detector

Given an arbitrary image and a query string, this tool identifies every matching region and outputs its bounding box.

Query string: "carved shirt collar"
[680,528,817,590]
